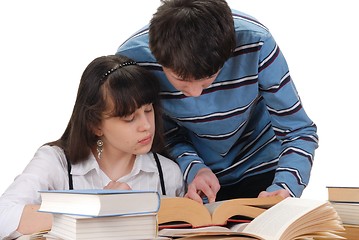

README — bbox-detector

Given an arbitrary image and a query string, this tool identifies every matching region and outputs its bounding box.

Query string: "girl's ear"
[90,123,103,137]
[93,127,103,137]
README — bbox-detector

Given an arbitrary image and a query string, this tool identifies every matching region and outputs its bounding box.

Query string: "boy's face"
[162,67,219,97]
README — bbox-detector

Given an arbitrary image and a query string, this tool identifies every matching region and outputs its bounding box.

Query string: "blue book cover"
[38,189,161,217]
[39,189,159,195]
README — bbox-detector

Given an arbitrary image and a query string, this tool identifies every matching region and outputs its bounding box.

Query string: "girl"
[0,55,184,239]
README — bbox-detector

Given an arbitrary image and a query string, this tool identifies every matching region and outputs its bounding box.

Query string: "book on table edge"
[327,186,359,202]
[38,189,160,217]
[158,197,345,240]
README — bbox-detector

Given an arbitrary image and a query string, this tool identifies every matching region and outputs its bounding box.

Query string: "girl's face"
[98,104,155,158]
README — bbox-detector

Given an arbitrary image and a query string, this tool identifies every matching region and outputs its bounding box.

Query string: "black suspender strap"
[153,152,166,195]
[66,157,74,190]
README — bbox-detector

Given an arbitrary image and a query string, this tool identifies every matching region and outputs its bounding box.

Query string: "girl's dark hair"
[48,55,163,164]
[149,0,236,80]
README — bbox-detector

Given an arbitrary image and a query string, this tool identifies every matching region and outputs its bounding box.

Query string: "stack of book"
[38,189,161,240]
[327,186,359,240]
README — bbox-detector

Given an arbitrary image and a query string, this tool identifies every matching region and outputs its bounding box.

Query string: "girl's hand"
[104,181,132,190]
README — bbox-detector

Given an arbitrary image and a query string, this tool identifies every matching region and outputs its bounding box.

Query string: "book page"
[205,201,223,215]
[228,222,249,232]
[158,225,261,239]
[158,197,212,227]
[204,196,281,225]
[241,198,326,239]
[205,196,283,214]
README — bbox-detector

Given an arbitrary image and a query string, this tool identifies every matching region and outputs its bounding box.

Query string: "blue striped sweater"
[116,10,318,197]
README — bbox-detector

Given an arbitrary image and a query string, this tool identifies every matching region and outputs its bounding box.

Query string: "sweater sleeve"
[163,115,210,184]
[257,32,319,197]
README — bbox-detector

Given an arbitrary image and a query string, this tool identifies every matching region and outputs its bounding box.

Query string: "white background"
[0,0,358,200]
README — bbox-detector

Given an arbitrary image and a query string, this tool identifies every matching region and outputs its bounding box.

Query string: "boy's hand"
[258,189,290,198]
[185,168,220,204]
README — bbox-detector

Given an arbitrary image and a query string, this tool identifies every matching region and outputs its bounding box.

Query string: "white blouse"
[0,145,185,239]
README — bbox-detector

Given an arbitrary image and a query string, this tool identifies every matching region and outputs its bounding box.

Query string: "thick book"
[158,197,345,240]
[48,213,158,240]
[38,189,160,217]
[158,196,283,228]
[327,186,359,202]
[330,201,359,225]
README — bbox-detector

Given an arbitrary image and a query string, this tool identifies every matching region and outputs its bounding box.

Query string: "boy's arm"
[258,32,319,197]
[163,117,220,203]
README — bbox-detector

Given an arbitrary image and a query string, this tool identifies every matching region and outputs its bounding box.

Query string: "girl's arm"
[17,204,52,234]
[0,145,69,239]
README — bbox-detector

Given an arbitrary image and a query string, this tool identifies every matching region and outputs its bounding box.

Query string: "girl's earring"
[97,139,103,160]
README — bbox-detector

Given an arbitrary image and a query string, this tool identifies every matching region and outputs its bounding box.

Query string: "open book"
[158,196,283,228]
[158,197,345,240]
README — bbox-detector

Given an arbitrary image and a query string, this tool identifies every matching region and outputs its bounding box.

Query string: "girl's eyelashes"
[122,114,135,122]
[144,104,154,112]
[119,104,154,122]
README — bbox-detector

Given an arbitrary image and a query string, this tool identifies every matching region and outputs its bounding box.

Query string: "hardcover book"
[48,213,158,240]
[38,189,160,217]
[327,186,359,202]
